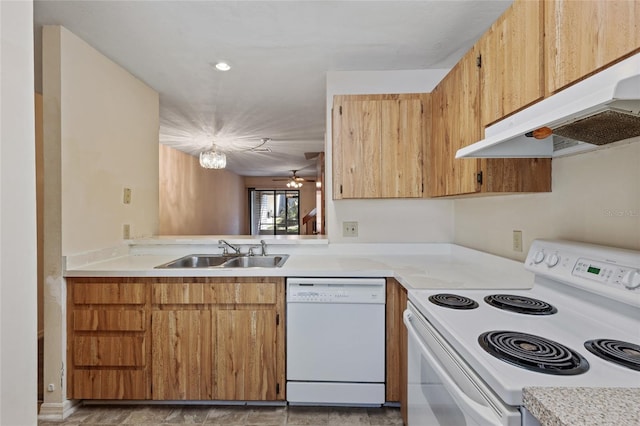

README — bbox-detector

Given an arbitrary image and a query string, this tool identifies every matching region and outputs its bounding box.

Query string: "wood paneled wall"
[159,144,247,235]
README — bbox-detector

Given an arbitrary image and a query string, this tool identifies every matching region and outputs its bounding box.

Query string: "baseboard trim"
[38,399,80,421]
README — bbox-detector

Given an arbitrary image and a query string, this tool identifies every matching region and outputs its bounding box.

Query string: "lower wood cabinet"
[67,277,285,401]
[151,309,212,400]
[385,278,408,425]
[66,279,151,399]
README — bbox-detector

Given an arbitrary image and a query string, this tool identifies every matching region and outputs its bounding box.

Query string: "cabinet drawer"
[73,309,145,331]
[72,283,146,304]
[153,282,277,305]
[71,370,147,399]
[73,336,145,367]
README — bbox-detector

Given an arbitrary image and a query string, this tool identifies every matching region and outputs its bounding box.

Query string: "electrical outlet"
[123,187,132,204]
[123,224,131,239]
[513,230,523,252]
[343,221,358,237]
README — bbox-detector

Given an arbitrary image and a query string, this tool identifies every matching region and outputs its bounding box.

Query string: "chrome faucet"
[218,239,241,255]
[260,240,268,256]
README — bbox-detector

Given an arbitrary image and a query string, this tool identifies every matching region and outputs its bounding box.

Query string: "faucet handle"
[248,246,260,256]
[218,245,229,255]
[260,240,268,256]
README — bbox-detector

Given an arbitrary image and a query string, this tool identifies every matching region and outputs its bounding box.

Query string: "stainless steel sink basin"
[222,255,289,268]
[155,254,289,269]
[155,254,230,268]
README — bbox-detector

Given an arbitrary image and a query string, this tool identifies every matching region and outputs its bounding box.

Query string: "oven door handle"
[404,310,503,425]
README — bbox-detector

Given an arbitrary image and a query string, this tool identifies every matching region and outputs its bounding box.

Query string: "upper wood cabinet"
[480,0,545,126]
[545,0,640,94]
[428,47,483,197]
[333,94,428,199]
[428,42,551,197]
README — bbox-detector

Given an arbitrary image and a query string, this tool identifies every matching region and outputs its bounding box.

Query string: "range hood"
[456,52,640,158]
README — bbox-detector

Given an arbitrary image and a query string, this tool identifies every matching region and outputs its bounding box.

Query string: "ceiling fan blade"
[304,152,322,160]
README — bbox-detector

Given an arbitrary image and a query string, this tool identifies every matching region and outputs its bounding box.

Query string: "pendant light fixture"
[199,145,227,169]
[286,179,302,188]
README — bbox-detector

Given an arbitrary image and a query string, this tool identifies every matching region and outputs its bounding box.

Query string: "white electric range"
[405,239,640,426]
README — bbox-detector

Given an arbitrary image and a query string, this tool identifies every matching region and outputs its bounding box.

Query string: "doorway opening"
[249,189,300,235]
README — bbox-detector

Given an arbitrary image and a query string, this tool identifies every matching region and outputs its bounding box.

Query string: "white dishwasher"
[286,277,386,405]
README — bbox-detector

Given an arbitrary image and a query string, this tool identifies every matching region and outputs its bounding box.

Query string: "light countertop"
[63,239,535,291]
[523,387,640,426]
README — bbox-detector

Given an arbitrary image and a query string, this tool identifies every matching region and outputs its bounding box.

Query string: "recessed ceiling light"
[215,62,231,71]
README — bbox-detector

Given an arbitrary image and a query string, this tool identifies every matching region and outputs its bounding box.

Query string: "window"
[249,189,300,235]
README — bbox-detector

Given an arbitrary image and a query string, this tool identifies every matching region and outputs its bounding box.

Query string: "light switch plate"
[123,224,131,239]
[123,187,132,204]
[343,221,358,237]
[513,230,523,252]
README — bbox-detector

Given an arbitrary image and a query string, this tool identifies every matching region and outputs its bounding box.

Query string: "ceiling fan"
[273,170,316,188]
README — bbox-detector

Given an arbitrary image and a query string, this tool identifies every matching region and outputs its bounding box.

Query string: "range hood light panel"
[456,53,640,159]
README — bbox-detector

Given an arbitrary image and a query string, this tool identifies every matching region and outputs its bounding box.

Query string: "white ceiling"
[33,0,513,177]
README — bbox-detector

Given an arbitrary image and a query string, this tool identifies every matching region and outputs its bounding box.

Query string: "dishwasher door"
[286,277,386,405]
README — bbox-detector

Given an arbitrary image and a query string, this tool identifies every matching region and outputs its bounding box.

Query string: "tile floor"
[38,404,403,425]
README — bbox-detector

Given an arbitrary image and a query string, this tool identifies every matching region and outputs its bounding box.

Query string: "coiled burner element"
[584,339,640,371]
[478,330,589,375]
[428,294,479,310]
[484,294,558,315]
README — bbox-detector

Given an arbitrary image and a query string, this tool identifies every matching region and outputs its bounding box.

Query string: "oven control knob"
[545,253,559,268]
[621,270,640,290]
[533,251,545,264]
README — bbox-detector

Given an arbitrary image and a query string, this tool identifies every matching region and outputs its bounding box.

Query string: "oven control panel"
[525,240,640,305]
[573,258,640,289]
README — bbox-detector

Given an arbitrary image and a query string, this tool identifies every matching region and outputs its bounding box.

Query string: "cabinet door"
[480,0,544,126]
[214,309,280,400]
[385,278,408,423]
[380,98,424,198]
[428,48,482,197]
[151,310,212,400]
[333,98,382,199]
[546,0,640,94]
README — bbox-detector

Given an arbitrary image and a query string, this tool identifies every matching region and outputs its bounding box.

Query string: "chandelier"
[197,138,271,170]
[199,146,227,169]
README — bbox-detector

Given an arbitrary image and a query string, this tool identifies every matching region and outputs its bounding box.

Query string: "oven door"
[404,303,521,426]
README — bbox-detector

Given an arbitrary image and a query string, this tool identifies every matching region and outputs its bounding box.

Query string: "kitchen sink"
[222,255,289,268]
[155,254,230,268]
[155,254,289,269]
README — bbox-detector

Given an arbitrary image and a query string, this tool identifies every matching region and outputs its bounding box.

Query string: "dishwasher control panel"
[287,278,385,304]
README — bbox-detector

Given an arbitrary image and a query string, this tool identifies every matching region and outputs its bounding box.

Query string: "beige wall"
[454,140,640,260]
[36,93,44,337]
[54,26,160,254]
[159,144,246,235]
[244,176,318,235]
[1,1,38,422]
[41,25,159,413]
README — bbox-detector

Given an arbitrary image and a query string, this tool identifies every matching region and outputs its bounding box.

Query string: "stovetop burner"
[484,294,558,315]
[428,293,478,310]
[479,330,590,375]
[584,339,640,371]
